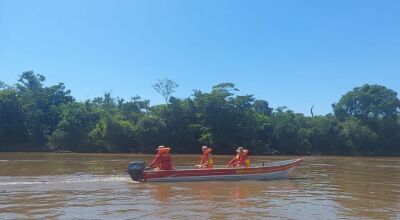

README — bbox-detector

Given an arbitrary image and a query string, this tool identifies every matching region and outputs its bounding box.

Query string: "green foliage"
[333,84,400,122]
[50,102,102,152]
[88,116,137,153]
[5,71,75,150]
[270,108,311,154]
[0,89,27,151]
[338,118,378,155]
[1,72,400,156]
[307,115,340,154]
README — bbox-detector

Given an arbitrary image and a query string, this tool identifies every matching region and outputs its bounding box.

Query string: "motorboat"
[127,158,304,182]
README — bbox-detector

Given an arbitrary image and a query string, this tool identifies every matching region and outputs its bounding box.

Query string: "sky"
[1,0,399,115]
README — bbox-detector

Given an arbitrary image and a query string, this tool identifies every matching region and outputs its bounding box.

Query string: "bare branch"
[153,78,178,104]
[311,104,314,117]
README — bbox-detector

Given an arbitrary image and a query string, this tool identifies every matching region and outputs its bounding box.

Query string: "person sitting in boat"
[148,146,173,170]
[226,147,251,167]
[195,146,214,168]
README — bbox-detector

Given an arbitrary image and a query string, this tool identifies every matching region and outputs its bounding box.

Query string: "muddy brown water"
[0,153,399,219]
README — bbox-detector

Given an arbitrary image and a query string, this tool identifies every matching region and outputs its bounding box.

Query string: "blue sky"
[1,0,399,115]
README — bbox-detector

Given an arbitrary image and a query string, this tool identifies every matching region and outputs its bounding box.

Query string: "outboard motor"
[127,161,146,182]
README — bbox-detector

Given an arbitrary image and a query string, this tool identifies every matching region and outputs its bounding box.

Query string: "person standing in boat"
[226,147,251,167]
[148,146,173,170]
[195,146,214,168]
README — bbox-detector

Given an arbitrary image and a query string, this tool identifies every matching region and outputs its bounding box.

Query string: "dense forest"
[1,71,400,156]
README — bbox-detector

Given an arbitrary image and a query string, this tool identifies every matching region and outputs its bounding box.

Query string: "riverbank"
[1,151,400,158]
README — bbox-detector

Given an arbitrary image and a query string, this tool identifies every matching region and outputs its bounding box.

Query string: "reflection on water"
[0,153,399,219]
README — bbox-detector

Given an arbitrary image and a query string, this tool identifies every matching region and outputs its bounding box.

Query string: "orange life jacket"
[200,148,213,168]
[149,147,173,170]
[227,153,239,167]
[238,150,250,167]
[227,150,250,167]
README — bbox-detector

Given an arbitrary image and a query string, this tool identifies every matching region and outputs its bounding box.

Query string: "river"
[0,153,399,219]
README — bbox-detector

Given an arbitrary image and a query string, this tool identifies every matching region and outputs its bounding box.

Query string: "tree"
[307,115,340,154]
[88,116,137,152]
[333,84,400,122]
[153,78,178,104]
[50,102,102,152]
[0,89,27,151]
[15,71,74,149]
[338,118,378,155]
[0,81,11,90]
[270,108,311,154]
[17,71,46,91]
[136,115,168,153]
[253,100,272,116]
[118,96,150,122]
[333,84,400,155]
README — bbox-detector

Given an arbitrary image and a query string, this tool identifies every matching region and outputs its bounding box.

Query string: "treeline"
[1,71,400,156]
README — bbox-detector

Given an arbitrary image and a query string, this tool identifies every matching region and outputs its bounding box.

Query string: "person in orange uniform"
[195,146,214,168]
[148,146,173,170]
[226,147,251,167]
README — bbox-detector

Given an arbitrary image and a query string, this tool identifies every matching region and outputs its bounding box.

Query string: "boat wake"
[0,175,131,186]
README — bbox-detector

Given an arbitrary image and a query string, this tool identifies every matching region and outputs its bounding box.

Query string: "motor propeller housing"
[127,161,146,182]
